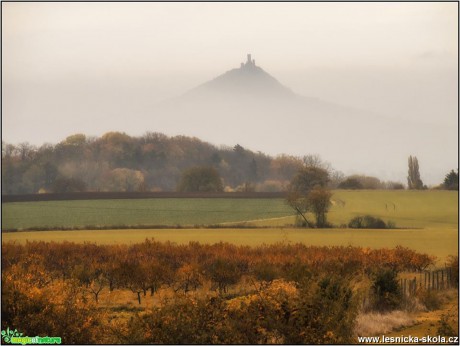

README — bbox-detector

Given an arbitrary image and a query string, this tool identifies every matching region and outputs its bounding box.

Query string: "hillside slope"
[151,55,455,184]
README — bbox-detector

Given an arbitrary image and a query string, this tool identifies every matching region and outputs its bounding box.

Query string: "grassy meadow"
[1,198,292,230]
[2,190,457,230]
[2,190,458,262]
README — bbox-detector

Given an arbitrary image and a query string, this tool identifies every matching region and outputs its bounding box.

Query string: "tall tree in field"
[407,156,424,190]
[308,187,333,227]
[286,166,331,227]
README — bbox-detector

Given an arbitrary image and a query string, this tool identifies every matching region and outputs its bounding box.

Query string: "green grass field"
[2,190,457,230]
[1,198,292,230]
[2,190,458,262]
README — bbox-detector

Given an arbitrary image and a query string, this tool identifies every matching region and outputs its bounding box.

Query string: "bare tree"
[17,142,35,161]
[88,273,106,303]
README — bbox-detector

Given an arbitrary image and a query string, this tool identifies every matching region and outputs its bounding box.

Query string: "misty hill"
[152,55,455,184]
[188,54,295,98]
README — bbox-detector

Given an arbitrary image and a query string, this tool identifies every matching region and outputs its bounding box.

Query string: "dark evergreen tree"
[443,169,458,190]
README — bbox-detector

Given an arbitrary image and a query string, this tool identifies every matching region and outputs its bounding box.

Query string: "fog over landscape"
[2,2,458,185]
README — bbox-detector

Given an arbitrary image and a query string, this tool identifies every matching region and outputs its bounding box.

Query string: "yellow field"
[3,226,457,264]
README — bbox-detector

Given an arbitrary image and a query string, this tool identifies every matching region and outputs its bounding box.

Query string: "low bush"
[386,220,397,229]
[117,277,358,344]
[339,175,384,189]
[416,289,442,311]
[348,215,389,229]
[252,261,280,283]
[437,313,459,337]
[338,178,363,190]
[385,181,405,190]
[370,268,403,312]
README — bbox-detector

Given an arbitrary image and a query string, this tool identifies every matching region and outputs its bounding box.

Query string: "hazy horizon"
[2,2,458,185]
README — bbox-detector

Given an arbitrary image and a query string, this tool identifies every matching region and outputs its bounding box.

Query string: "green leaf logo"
[1,328,23,343]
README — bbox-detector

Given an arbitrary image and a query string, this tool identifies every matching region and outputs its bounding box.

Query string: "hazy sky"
[2,2,458,184]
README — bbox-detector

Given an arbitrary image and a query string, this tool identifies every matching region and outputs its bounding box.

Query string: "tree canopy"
[177,166,223,192]
[407,156,424,190]
[286,166,332,228]
[1,133,296,194]
[442,170,458,190]
[288,166,330,195]
[1,133,408,194]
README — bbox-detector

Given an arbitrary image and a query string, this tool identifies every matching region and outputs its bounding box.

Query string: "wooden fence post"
[441,270,444,290]
[437,271,440,290]
[447,268,453,288]
[420,271,423,289]
[399,269,454,296]
[446,268,451,288]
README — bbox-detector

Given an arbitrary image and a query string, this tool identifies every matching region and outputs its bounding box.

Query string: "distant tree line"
[338,175,404,190]
[406,155,457,191]
[2,132,300,194]
[4,133,446,195]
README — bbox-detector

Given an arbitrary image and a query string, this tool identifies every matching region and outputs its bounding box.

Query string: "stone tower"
[244,54,255,67]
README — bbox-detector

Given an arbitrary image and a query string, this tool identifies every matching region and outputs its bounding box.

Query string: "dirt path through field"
[386,291,458,339]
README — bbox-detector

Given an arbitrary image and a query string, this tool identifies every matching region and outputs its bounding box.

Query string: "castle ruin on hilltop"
[240,54,256,68]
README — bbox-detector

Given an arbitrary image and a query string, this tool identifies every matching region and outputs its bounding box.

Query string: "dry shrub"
[416,289,443,311]
[355,310,415,336]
